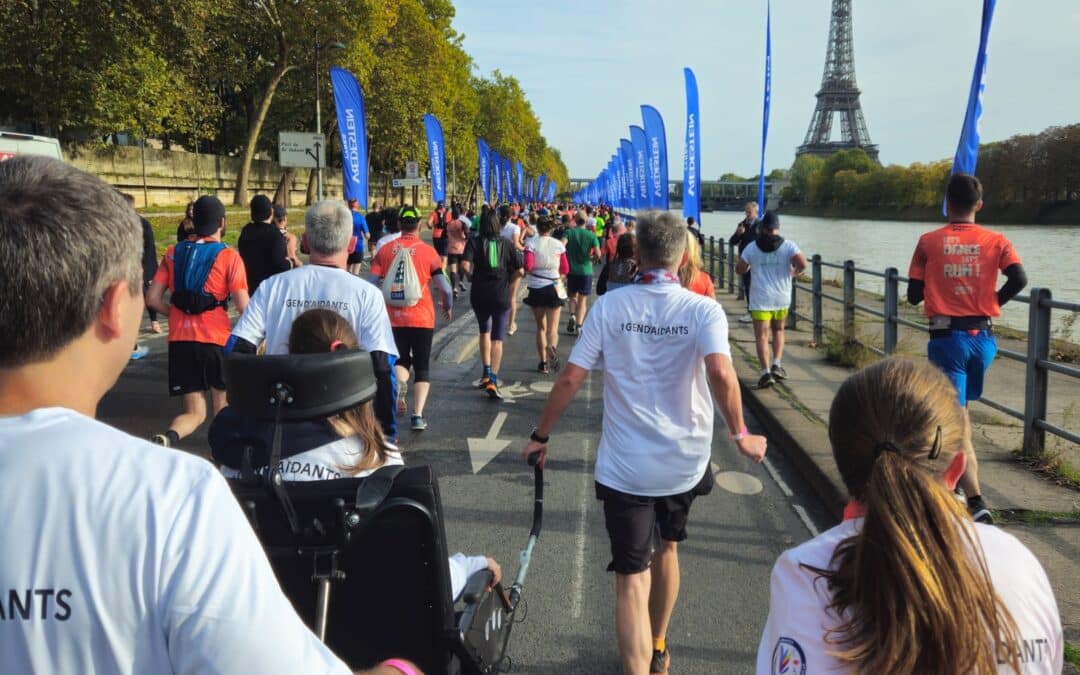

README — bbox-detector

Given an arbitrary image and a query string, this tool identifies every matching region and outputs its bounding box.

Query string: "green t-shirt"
[594,216,605,238]
[470,214,481,232]
[564,227,601,275]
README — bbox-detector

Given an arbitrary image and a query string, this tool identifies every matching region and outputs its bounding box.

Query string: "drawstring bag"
[381,244,423,307]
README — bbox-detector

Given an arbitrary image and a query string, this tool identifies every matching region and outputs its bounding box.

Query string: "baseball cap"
[192,195,226,236]
[399,205,420,222]
[250,194,273,222]
[761,211,780,230]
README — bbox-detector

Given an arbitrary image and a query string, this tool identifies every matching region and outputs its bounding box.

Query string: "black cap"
[192,196,226,236]
[250,194,273,222]
[761,211,780,230]
[272,205,287,219]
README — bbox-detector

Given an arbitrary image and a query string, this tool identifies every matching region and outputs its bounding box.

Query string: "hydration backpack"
[381,244,423,307]
[475,237,508,282]
[170,241,229,314]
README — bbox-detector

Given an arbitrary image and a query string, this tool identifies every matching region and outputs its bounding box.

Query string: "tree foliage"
[0,0,567,204]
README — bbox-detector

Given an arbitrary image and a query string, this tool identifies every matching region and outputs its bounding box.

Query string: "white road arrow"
[466,412,511,474]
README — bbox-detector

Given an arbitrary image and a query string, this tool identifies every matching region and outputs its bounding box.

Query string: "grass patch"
[821,334,877,370]
[1065,641,1080,670]
[1014,448,1080,490]
[992,509,1080,525]
[969,408,1014,427]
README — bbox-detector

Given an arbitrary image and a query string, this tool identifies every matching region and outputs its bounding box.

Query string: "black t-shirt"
[465,236,522,310]
[237,220,291,295]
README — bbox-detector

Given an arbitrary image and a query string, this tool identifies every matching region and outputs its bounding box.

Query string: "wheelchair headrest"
[224,349,376,422]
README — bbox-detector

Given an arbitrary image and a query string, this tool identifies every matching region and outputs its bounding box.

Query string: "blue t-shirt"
[351,212,369,253]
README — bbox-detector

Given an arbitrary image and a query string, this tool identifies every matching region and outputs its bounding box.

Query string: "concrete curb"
[730,341,848,521]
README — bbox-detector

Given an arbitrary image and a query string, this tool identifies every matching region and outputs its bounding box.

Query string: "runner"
[730,201,759,322]
[429,201,450,269]
[146,195,249,447]
[369,205,453,431]
[679,231,716,299]
[462,211,523,398]
[346,198,369,275]
[238,194,293,296]
[735,211,806,389]
[907,172,1028,524]
[0,155,412,675]
[523,216,568,373]
[274,205,303,269]
[562,213,601,335]
[523,210,766,675]
[446,204,468,296]
[227,200,399,440]
[605,232,638,293]
[499,205,527,335]
[758,358,1061,674]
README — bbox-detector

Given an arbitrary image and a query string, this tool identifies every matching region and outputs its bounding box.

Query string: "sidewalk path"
[717,284,1080,655]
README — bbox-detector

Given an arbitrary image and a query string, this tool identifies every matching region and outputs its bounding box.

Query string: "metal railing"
[701,238,1079,457]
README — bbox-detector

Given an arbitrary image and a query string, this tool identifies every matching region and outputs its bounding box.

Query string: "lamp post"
[314,35,346,202]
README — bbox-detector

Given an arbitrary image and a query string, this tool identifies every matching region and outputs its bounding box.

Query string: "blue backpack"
[171,241,229,314]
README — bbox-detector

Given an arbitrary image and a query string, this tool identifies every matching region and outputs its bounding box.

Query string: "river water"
[689,212,1078,335]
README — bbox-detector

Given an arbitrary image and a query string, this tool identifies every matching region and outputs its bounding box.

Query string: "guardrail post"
[812,255,823,345]
[787,283,797,330]
[843,260,856,343]
[717,238,725,287]
[727,241,737,293]
[884,267,899,355]
[1023,288,1051,456]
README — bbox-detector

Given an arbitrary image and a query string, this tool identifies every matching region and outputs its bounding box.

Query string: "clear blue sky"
[453,0,1080,179]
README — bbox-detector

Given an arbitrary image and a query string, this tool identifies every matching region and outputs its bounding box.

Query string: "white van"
[0,132,63,161]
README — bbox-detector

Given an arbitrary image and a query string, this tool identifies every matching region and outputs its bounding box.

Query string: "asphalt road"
[99,288,836,674]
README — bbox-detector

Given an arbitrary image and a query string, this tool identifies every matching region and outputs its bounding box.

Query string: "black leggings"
[392,327,434,382]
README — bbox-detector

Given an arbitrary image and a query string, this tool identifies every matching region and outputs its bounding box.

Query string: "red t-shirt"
[370,233,444,328]
[154,241,247,345]
[908,223,1022,318]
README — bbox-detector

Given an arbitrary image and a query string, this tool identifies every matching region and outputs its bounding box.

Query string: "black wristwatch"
[530,428,549,444]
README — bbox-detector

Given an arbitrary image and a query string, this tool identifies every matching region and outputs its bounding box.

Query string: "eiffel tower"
[796,0,879,162]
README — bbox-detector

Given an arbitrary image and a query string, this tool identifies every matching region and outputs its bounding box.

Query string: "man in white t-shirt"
[0,157,411,675]
[228,200,399,439]
[498,205,527,335]
[735,211,807,389]
[521,210,767,675]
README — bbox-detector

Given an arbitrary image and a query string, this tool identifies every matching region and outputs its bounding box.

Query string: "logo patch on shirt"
[772,637,806,675]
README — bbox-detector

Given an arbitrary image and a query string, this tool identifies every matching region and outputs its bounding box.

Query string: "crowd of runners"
[0,156,1064,675]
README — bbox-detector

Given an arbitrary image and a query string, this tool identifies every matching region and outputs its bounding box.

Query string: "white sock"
[762,368,771,377]
[773,358,782,367]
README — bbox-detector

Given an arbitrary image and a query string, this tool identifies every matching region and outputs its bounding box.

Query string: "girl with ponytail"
[757,357,1062,674]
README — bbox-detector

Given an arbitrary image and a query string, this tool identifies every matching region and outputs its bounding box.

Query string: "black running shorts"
[595,469,714,575]
[391,327,434,382]
[167,341,226,396]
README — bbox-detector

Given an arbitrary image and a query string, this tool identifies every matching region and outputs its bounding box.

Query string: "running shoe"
[131,344,150,360]
[756,372,776,389]
[738,313,753,324]
[476,375,491,389]
[485,381,503,400]
[968,496,994,524]
[771,364,788,380]
[411,415,427,431]
[566,317,577,335]
[150,433,170,447]
[547,345,560,371]
[650,649,670,674]
[537,361,549,374]
[507,321,517,336]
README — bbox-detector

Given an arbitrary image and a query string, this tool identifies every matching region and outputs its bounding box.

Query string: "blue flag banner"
[423,114,445,205]
[537,174,547,201]
[620,139,635,211]
[682,68,701,224]
[477,138,491,204]
[630,125,648,210]
[641,105,669,210]
[516,161,524,203]
[547,180,556,202]
[757,1,772,216]
[492,149,502,203]
[330,67,368,208]
[504,157,513,203]
[947,0,997,215]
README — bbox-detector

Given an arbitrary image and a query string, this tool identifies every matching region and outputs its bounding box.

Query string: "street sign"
[278,132,325,168]
[405,160,420,179]
[392,177,427,188]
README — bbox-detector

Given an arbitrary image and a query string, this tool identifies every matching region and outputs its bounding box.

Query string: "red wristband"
[381,659,420,675]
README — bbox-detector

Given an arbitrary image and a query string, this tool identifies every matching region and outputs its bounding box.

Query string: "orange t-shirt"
[154,241,248,345]
[688,269,716,299]
[369,233,444,328]
[908,223,1022,318]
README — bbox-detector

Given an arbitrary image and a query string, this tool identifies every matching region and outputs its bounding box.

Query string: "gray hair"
[634,210,687,269]
[305,200,353,256]
[0,156,142,368]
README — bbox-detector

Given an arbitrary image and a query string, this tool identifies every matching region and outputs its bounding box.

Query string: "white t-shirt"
[375,231,402,255]
[568,280,731,495]
[219,436,404,482]
[500,222,521,244]
[231,264,397,357]
[740,239,801,311]
[525,236,565,289]
[0,408,349,675]
[757,518,1063,675]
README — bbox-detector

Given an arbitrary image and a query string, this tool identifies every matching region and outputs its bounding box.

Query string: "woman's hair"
[288,309,394,474]
[479,210,501,239]
[536,216,555,234]
[815,357,1020,674]
[615,232,635,260]
[677,230,705,288]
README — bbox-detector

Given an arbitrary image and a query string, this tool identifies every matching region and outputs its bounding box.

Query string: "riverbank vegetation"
[0,0,568,205]
[780,123,1080,224]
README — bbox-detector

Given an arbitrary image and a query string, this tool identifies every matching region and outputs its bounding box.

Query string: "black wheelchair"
[220,349,543,674]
